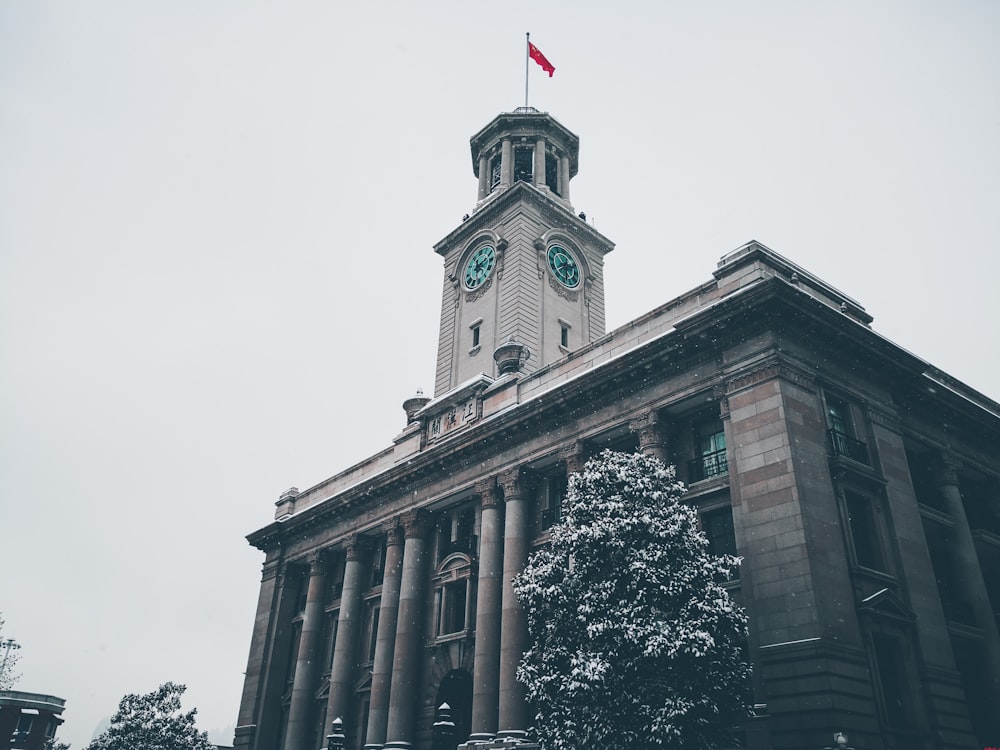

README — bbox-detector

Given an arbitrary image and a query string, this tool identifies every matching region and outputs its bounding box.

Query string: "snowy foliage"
[0,613,21,690]
[85,682,215,750]
[514,450,751,749]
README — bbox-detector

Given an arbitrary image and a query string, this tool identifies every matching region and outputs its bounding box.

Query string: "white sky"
[1,2,998,746]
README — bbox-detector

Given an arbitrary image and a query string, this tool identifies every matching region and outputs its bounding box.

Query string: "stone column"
[559,156,570,203]
[533,139,546,188]
[935,456,1000,705]
[497,468,530,738]
[324,537,368,737]
[500,139,512,188]
[629,411,667,463]
[385,510,431,749]
[284,553,327,750]
[470,477,503,741]
[477,155,489,200]
[365,522,405,749]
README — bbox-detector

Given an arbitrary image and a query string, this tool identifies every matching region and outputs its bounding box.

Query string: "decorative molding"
[465,276,493,303]
[345,535,367,562]
[384,520,404,547]
[725,357,816,396]
[498,467,525,502]
[558,442,587,474]
[548,274,579,301]
[401,508,432,539]
[868,404,902,433]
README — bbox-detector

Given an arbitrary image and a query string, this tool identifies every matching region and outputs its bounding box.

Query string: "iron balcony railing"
[688,450,729,482]
[828,429,870,466]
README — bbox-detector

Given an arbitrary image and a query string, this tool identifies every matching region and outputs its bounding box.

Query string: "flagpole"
[525,32,530,107]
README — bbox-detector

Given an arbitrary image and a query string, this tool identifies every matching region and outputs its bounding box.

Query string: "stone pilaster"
[558,442,587,474]
[934,456,1000,710]
[630,411,667,463]
[470,477,503,740]
[497,468,530,738]
[559,156,570,203]
[533,139,546,188]
[500,139,512,188]
[477,155,489,201]
[385,510,432,749]
[365,522,406,749]
[324,536,368,738]
[284,553,326,750]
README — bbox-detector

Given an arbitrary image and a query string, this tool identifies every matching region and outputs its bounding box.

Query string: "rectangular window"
[690,418,728,481]
[702,506,737,558]
[365,605,380,663]
[15,715,33,736]
[872,634,916,728]
[472,324,480,348]
[560,324,569,348]
[369,539,387,589]
[538,472,567,529]
[440,580,468,635]
[845,490,885,571]
[326,556,345,604]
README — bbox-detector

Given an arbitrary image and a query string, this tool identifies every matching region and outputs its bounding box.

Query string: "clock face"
[464,244,496,290]
[547,245,580,288]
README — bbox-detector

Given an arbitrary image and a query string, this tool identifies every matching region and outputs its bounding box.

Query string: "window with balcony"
[690,418,728,481]
[826,394,870,465]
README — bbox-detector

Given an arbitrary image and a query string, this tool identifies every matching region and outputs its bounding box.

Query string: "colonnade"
[277,417,669,750]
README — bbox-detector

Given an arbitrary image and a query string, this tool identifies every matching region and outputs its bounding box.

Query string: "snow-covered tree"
[514,450,751,749]
[85,682,215,750]
[0,612,21,690]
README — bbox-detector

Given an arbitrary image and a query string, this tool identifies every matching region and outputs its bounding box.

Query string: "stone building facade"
[234,109,1000,750]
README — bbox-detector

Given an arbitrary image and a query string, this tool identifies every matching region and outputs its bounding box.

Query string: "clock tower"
[432,108,614,396]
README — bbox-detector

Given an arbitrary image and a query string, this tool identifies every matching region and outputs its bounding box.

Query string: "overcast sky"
[1,2,998,747]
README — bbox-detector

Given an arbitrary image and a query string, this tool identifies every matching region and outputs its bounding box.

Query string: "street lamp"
[326,717,345,750]
[823,732,854,750]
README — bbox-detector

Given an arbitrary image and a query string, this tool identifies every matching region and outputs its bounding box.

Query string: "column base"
[383,743,412,749]
[363,745,384,750]
[496,729,528,739]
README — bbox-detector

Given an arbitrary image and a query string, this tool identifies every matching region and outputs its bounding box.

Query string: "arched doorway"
[434,669,472,749]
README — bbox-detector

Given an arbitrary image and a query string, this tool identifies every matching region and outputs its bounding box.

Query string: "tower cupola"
[470,107,579,209]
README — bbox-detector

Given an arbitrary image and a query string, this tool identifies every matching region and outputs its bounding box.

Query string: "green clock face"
[464,245,496,290]
[547,245,580,288]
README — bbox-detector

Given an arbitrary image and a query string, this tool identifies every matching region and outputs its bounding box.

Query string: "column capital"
[345,535,368,562]
[475,477,502,509]
[558,442,587,474]
[935,454,962,487]
[305,551,323,573]
[401,509,432,539]
[384,520,405,547]
[498,467,525,502]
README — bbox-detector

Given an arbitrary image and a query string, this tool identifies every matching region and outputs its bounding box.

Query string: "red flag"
[528,42,555,77]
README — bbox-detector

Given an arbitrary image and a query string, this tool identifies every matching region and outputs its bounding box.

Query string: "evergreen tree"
[85,682,214,750]
[514,450,751,749]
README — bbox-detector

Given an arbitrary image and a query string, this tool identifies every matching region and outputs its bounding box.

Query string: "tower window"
[545,152,559,194]
[560,324,569,348]
[513,147,533,183]
[489,154,502,191]
[472,324,480,348]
